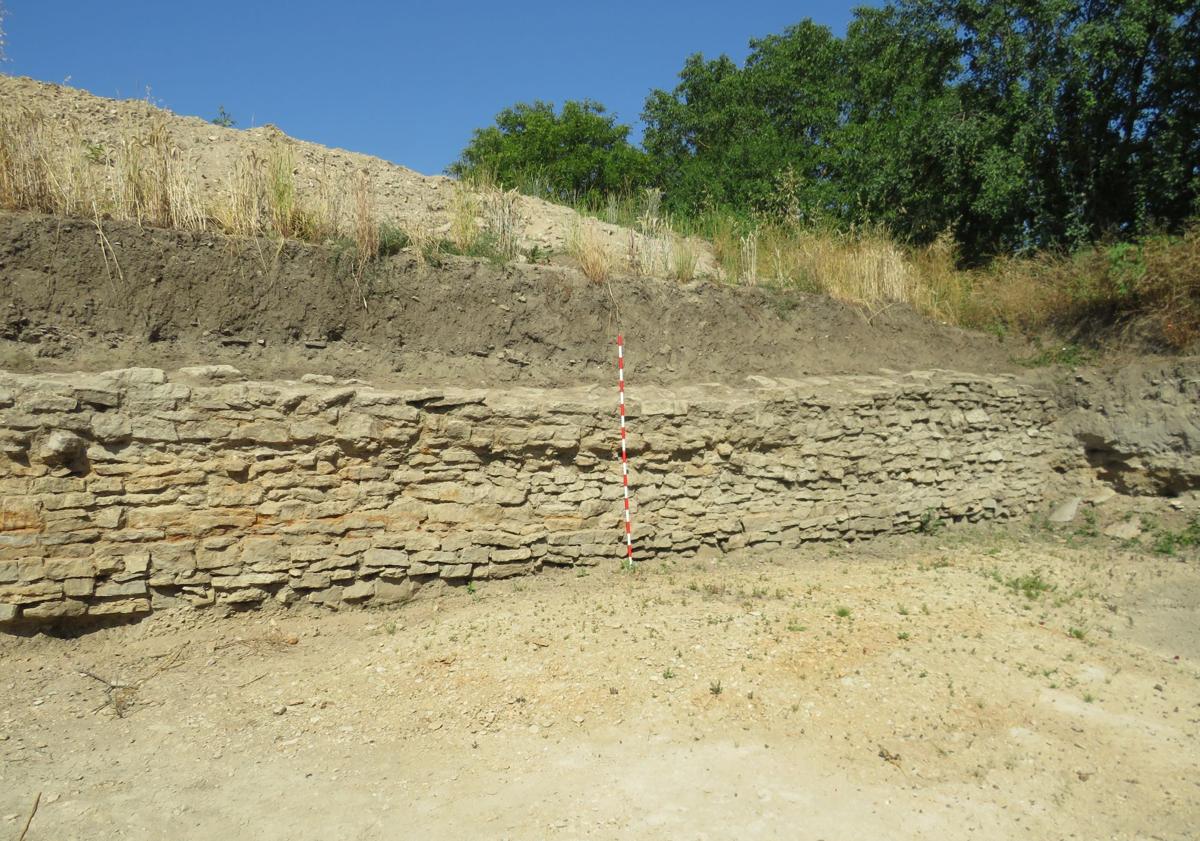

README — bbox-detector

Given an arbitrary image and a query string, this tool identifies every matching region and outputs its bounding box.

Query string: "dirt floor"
[0,211,1033,388]
[2,511,1197,841]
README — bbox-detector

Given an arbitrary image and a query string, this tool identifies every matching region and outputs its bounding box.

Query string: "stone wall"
[0,366,1057,629]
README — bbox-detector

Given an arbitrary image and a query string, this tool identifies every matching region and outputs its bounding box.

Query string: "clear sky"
[2,1,864,176]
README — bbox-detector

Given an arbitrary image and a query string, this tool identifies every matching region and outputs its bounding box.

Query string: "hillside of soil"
[0,211,1030,388]
[0,75,716,274]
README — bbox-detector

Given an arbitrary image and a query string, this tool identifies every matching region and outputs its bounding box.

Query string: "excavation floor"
[2,520,1197,840]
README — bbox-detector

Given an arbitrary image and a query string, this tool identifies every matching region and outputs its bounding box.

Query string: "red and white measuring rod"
[617,334,633,566]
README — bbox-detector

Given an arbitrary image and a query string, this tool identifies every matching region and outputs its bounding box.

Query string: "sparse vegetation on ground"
[0,104,500,274]
[2,86,1197,352]
[449,0,1200,352]
[547,190,1200,350]
[3,526,1197,839]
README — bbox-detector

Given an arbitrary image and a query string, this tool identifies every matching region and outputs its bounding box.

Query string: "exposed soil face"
[0,211,1031,388]
[1,523,1197,840]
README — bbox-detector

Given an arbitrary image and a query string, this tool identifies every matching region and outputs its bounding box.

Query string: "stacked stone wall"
[0,366,1057,628]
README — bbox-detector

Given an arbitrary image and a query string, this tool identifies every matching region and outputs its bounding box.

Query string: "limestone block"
[63,578,95,597]
[491,547,532,563]
[342,580,375,602]
[37,430,87,467]
[86,597,151,615]
[100,367,166,385]
[0,581,62,604]
[308,554,359,572]
[374,579,417,604]
[219,588,269,604]
[363,548,409,567]
[43,557,95,580]
[213,573,286,589]
[293,572,333,590]
[23,599,88,619]
[336,537,372,556]
[95,579,148,598]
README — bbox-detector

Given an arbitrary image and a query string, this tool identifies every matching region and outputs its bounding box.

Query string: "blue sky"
[3,1,864,175]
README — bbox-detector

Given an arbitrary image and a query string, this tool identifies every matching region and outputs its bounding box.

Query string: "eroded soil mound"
[0,74,715,272]
[0,211,1028,387]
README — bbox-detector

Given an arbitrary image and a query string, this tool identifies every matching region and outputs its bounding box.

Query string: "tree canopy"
[453,0,1199,263]
[448,100,651,203]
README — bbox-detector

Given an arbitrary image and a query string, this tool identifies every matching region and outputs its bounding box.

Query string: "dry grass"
[0,108,63,214]
[739,230,759,285]
[481,185,523,260]
[1139,229,1200,348]
[404,222,442,266]
[352,170,379,272]
[2,99,1196,349]
[626,229,666,278]
[962,229,1200,348]
[1,106,372,258]
[794,226,915,307]
[451,169,525,261]
[212,151,263,237]
[0,108,206,231]
[624,192,673,277]
[112,120,207,231]
[748,219,1200,349]
[669,234,699,282]
[733,223,919,312]
[448,180,481,253]
[265,144,297,236]
[568,219,612,283]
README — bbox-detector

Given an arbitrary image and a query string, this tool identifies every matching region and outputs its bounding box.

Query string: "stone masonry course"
[0,366,1057,629]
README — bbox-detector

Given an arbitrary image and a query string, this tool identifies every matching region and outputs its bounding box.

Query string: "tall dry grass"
[450,169,525,260]
[568,219,612,283]
[448,180,481,253]
[0,106,435,269]
[481,185,523,260]
[3,101,1196,349]
[0,108,70,214]
[669,234,699,282]
[352,170,379,271]
[1138,229,1200,348]
[0,108,208,231]
[113,121,207,231]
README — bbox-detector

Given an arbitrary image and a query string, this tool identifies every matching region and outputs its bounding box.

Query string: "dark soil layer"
[0,211,1030,386]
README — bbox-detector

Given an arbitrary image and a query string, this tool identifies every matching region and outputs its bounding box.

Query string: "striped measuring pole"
[617,334,633,568]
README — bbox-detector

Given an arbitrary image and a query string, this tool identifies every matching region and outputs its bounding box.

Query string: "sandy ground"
[2,519,1197,841]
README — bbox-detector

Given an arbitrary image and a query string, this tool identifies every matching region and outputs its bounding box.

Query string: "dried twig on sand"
[76,643,189,718]
[215,629,300,654]
[78,669,139,718]
[17,791,40,841]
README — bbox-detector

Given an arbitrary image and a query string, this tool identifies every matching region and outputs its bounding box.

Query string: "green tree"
[641,21,845,219]
[838,4,980,247]
[448,100,651,202]
[897,0,1199,258]
[453,1,1198,262]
